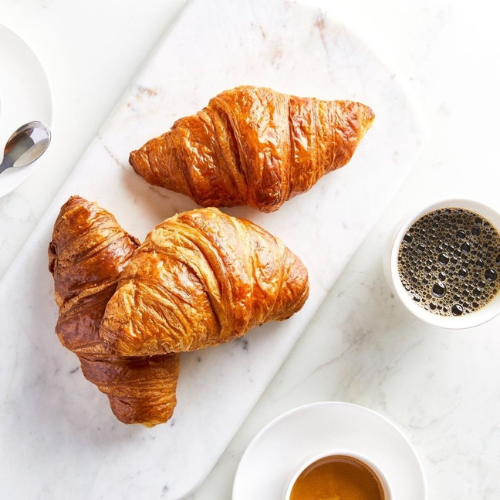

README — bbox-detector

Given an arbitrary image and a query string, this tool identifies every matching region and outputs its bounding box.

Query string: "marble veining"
[0,0,426,498]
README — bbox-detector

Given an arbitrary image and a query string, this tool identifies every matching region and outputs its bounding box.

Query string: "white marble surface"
[0,0,425,498]
[1,1,500,500]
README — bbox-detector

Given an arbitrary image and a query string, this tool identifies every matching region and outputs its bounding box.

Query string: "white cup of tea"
[383,198,500,329]
[284,449,392,500]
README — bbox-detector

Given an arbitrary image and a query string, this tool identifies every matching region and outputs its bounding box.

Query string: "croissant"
[129,85,374,212]
[99,207,309,356]
[48,196,179,426]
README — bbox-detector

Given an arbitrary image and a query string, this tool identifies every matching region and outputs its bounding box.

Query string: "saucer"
[0,25,53,198]
[233,402,427,500]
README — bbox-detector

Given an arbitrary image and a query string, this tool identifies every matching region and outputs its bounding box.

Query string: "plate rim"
[232,401,428,499]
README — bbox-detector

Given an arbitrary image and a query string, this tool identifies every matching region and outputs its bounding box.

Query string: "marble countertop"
[1,1,500,499]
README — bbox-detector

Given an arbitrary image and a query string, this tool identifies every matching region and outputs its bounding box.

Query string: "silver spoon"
[0,121,51,175]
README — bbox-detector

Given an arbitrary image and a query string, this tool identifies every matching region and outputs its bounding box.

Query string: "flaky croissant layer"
[130,85,374,212]
[100,207,309,357]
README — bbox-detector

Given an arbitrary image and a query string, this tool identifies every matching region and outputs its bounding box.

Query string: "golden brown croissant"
[99,207,309,356]
[48,196,179,426]
[129,85,374,212]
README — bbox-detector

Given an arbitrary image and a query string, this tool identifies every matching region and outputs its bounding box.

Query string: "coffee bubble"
[398,208,500,316]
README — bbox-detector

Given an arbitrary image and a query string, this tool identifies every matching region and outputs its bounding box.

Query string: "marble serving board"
[0,0,427,498]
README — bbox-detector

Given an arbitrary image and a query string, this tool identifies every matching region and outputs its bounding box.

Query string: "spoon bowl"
[0,121,51,174]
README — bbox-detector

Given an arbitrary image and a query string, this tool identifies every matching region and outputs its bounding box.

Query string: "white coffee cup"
[284,449,392,500]
[383,198,500,329]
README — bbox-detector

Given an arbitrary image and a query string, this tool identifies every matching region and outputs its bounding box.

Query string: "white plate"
[233,402,427,500]
[0,25,53,198]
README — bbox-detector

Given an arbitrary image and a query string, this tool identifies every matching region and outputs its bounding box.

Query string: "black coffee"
[397,207,500,316]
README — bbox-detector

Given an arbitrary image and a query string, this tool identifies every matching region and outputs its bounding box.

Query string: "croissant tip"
[366,105,375,122]
[129,150,137,167]
[129,149,152,181]
[358,104,375,139]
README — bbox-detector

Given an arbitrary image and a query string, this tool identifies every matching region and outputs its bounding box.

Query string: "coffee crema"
[290,455,384,500]
[398,207,500,316]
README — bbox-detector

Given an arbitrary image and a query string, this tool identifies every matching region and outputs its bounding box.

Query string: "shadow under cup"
[384,198,500,329]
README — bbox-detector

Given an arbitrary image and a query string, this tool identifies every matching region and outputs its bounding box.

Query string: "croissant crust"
[49,196,179,426]
[100,207,309,356]
[130,85,374,212]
